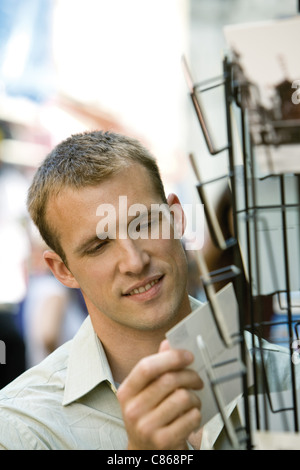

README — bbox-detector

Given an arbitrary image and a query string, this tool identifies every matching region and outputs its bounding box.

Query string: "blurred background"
[0,0,298,386]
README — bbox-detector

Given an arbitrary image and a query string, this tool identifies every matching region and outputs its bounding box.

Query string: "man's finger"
[117,348,194,401]
[158,339,170,352]
[122,368,203,422]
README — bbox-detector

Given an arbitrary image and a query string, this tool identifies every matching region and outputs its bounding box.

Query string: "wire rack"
[183,51,300,449]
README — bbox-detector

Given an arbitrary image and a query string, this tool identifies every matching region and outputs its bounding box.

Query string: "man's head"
[27,130,167,266]
[27,130,190,338]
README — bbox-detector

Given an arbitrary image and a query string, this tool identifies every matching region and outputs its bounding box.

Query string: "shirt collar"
[62,316,115,406]
[62,296,202,406]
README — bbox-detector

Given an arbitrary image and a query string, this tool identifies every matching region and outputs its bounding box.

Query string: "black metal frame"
[183,52,300,448]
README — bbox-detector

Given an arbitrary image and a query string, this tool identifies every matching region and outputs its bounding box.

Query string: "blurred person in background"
[0,145,29,388]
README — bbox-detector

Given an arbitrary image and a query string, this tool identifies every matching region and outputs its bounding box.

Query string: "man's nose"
[117,239,150,275]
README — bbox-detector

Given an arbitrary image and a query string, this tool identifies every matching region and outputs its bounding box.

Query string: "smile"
[123,275,164,298]
[128,278,160,296]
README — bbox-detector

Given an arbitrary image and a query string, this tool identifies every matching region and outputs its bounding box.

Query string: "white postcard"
[166,283,249,426]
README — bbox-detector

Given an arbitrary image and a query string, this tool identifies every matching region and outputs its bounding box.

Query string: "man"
[0,130,204,450]
[0,130,299,450]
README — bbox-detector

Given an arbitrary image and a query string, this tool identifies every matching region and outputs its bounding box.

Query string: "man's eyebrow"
[74,235,102,256]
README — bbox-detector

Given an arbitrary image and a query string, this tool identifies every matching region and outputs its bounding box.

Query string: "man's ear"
[43,250,80,289]
[167,193,186,238]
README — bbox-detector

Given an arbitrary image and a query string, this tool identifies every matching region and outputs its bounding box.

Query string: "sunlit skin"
[44,163,203,449]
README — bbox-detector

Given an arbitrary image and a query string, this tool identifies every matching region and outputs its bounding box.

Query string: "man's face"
[46,164,190,335]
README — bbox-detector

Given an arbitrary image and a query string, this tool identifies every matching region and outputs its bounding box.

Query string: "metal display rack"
[183,49,300,449]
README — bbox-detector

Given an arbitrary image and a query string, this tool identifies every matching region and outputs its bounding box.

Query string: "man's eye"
[88,241,108,254]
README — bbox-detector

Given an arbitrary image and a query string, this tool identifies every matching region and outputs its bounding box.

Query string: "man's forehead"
[46,170,161,227]
[50,165,158,204]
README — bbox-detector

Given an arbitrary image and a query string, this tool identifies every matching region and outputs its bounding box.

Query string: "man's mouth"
[127,278,160,296]
[123,276,163,297]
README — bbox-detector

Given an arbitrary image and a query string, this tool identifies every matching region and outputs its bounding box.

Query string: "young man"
[0,130,204,450]
[1,131,299,450]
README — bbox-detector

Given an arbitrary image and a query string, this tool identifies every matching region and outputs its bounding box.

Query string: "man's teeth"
[128,279,159,296]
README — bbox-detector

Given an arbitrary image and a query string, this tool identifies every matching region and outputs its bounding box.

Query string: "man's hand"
[117,340,203,450]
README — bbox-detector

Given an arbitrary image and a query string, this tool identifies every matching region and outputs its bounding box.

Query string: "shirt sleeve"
[0,411,46,450]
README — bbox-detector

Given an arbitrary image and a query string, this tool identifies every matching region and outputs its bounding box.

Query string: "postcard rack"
[183,54,300,449]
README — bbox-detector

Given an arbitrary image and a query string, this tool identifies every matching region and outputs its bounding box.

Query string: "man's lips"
[123,275,164,297]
